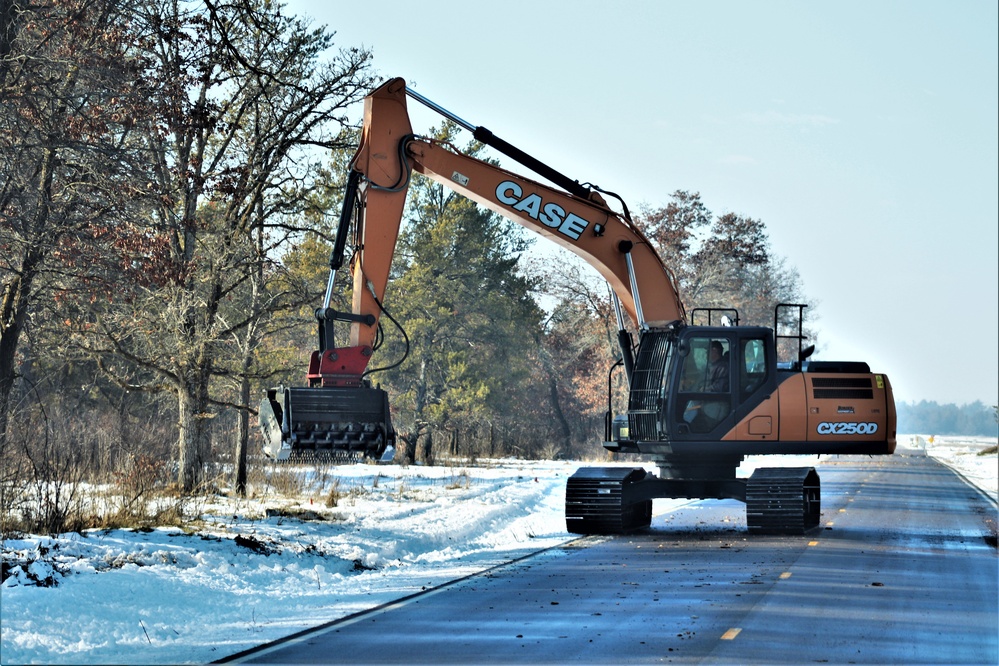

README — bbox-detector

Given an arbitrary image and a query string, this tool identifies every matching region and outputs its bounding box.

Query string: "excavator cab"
[614,324,778,447]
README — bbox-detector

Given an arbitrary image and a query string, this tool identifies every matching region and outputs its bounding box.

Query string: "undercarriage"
[566,461,820,535]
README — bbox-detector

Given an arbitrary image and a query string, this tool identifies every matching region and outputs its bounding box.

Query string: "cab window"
[739,338,768,399]
[678,338,729,393]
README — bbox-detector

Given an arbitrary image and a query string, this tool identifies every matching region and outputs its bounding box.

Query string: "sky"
[284,0,998,407]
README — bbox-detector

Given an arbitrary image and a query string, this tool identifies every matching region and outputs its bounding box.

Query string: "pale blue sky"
[287,0,998,406]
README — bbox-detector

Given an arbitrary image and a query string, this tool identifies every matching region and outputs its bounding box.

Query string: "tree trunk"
[410,356,434,465]
[175,364,213,493]
[176,386,199,492]
[0,243,46,451]
[415,424,434,466]
[0,276,26,449]
[235,204,266,497]
[415,357,428,418]
[235,372,249,496]
[393,433,414,465]
[0,138,57,448]
[547,374,573,453]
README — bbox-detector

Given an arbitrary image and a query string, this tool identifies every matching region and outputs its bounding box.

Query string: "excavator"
[260,77,897,535]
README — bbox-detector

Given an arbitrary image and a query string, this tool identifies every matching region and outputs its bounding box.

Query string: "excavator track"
[565,467,653,534]
[745,467,820,534]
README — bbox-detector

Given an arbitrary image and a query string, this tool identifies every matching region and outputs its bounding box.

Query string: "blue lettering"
[496,181,521,205]
[540,202,564,228]
[513,193,543,219]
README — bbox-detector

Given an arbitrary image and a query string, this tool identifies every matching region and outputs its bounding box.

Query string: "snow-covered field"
[1,435,995,665]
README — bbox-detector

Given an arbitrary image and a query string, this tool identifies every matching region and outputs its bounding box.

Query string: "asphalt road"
[226,447,997,665]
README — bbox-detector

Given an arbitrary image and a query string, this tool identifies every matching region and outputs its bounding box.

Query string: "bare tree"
[76,0,374,491]
[634,192,810,328]
[521,252,623,458]
[0,0,152,449]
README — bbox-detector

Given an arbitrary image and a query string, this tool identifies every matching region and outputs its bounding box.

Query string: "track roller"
[745,467,820,534]
[565,467,653,534]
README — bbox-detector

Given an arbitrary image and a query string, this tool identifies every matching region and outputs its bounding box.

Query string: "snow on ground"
[1,436,996,665]
[912,434,998,504]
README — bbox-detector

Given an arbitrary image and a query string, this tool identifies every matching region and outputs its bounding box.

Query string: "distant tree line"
[1,0,812,523]
[896,401,998,436]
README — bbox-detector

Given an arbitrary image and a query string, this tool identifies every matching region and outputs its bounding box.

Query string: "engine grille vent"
[811,377,873,400]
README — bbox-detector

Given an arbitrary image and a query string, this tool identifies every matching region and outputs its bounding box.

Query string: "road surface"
[225,447,997,664]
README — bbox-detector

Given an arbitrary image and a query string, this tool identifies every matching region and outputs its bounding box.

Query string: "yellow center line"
[779,572,792,579]
[721,628,742,641]
[808,540,819,547]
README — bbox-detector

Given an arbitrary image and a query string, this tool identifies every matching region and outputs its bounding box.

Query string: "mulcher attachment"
[565,467,653,534]
[260,386,393,462]
[745,467,820,534]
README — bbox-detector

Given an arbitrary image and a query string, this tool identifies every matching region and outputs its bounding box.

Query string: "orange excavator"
[260,77,896,534]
